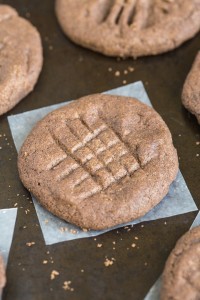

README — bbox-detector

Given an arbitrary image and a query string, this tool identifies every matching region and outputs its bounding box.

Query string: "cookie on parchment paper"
[182,52,200,124]
[0,5,43,116]
[18,94,178,230]
[161,226,200,300]
[55,0,200,58]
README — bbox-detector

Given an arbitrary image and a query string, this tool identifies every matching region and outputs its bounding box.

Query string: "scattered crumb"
[115,71,120,77]
[108,67,112,72]
[164,221,167,225]
[81,269,84,273]
[62,281,74,291]
[131,243,136,248]
[144,262,148,266]
[178,134,181,137]
[50,270,59,280]
[104,258,114,267]
[196,141,200,145]
[14,203,18,207]
[44,219,49,224]
[82,228,88,232]
[49,45,53,51]
[124,70,128,75]
[113,247,115,250]
[128,66,134,72]
[43,260,48,264]
[70,229,77,234]
[23,226,27,229]
[123,80,127,84]
[26,242,35,247]
[141,225,144,228]
[97,243,102,248]
[112,241,116,245]
[196,154,199,157]
[135,237,139,240]
[94,238,97,241]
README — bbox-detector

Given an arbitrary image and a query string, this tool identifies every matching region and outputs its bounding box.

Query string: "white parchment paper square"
[0,208,17,265]
[8,81,198,245]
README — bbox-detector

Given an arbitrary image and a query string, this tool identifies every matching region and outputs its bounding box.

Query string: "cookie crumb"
[43,260,48,264]
[196,154,199,157]
[50,270,59,280]
[131,243,136,248]
[196,141,200,145]
[82,228,88,232]
[123,80,127,85]
[115,71,120,77]
[97,243,102,248]
[62,281,74,291]
[104,258,114,267]
[108,67,112,72]
[128,66,134,72]
[26,242,35,247]
[81,269,84,273]
[134,237,139,240]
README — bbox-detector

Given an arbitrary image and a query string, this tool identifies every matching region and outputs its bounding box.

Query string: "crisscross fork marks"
[48,116,141,199]
[96,0,151,30]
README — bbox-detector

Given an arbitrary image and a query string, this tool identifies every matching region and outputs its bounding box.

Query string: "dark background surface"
[0,1,199,299]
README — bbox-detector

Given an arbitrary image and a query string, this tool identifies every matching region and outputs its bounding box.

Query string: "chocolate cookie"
[55,0,200,58]
[161,226,200,300]
[18,94,178,230]
[0,255,6,293]
[182,52,200,124]
[0,5,43,116]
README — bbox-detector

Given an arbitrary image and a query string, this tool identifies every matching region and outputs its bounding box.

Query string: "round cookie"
[161,226,200,300]
[0,5,43,116]
[18,94,178,230]
[0,255,6,293]
[55,0,200,58]
[182,52,200,124]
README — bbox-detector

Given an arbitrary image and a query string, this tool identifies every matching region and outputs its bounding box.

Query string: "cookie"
[55,0,200,58]
[161,226,200,300]
[18,94,178,230]
[0,255,6,293]
[182,52,200,124]
[0,5,43,116]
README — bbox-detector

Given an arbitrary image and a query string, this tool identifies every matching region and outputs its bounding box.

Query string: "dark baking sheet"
[0,0,199,299]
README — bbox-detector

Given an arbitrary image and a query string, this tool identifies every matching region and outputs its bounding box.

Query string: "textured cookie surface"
[161,226,200,300]
[182,52,200,124]
[18,94,178,230]
[0,255,6,292]
[0,5,43,116]
[55,0,200,58]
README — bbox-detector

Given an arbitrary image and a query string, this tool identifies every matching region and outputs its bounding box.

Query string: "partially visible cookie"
[0,5,43,116]
[182,52,200,124]
[161,226,200,300]
[55,0,200,58]
[18,94,178,230]
[0,255,6,293]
